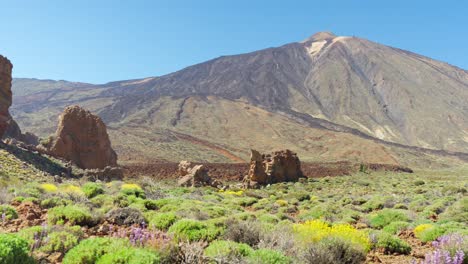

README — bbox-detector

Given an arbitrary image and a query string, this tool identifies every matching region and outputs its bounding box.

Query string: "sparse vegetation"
[0,152,466,263]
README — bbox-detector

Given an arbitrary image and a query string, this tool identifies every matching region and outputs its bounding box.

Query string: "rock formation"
[243,149,303,188]
[178,160,193,177]
[0,55,13,138]
[82,166,123,182]
[39,105,117,169]
[3,119,39,146]
[177,161,222,188]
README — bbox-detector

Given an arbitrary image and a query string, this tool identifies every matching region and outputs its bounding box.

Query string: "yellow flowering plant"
[40,183,58,193]
[293,220,371,252]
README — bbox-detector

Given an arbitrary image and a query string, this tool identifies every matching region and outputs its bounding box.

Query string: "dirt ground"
[123,161,413,181]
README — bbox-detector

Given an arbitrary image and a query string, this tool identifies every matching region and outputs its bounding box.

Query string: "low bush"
[222,219,262,247]
[246,248,290,264]
[82,182,104,198]
[382,221,410,234]
[40,231,80,254]
[62,237,128,264]
[414,180,425,186]
[374,232,411,254]
[121,183,145,198]
[48,205,92,225]
[60,184,85,195]
[439,197,467,223]
[41,197,71,209]
[147,212,178,230]
[0,204,18,220]
[362,196,386,212]
[257,224,297,255]
[96,248,160,264]
[300,237,366,264]
[236,197,258,207]
[0,234,35,264]
[40,183,58,193]
[204,240,253,261]
[294,220,371,252]
[414,224,446,242]
[144,200,159,210]
[168,219,222,242]
[368,209,409,229]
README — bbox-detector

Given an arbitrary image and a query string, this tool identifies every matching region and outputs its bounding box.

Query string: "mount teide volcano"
[10,32,468,166]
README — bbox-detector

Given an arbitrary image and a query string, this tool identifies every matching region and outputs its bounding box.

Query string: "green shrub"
[41,197,71,209]
[168,219,222,242]
[258,213,280,224]
[17,225,44,244]
[40,231,80,253]
[62,237,128,264]
[20,185,42,198]
[375,232,411,254]
[393,203,408,210]
[442,185,467,195]
[0,234,35,264]
[204,240,253,260]
[90,194,114,213]
[409,197,429,212]
[414,180,425,186]
[144,200,159,210]
[18,225,83,253]
[415,225,446,242]
[48,205,92,225]
[382,221,410,234]
[363,197,384,212]
[0,204,18,220]
[368,209,409,229]
[247,249,290,264]
[12,196,25,203]
[96,248,160,264]
[120,184,145,198]
[82,182,104,198]
[439,197,467,223]
[362,196,394,212]
[147,212,178,230]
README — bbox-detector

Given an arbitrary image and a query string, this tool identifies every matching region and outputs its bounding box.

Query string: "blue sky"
[0,0,466,84]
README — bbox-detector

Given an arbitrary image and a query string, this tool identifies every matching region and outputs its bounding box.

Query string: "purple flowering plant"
[413,234,466,264]
[110,221,171,248]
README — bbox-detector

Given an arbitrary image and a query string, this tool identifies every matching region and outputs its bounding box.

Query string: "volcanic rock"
[177,161,222,188]
[39,105,117,169]
[178,160,193,177]
[83,166,123,182]
[3,119,39,146]
[243,149,303,188]
[0,55,12,138]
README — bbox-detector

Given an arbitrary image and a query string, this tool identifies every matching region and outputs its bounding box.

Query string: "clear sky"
[0,0,466,84]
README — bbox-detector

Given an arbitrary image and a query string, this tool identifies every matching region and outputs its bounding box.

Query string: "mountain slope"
[9,32,468,166]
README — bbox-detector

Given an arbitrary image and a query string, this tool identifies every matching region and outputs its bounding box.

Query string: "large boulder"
[39,105,117,169]
[243,149,303,188]
[0,55,12,138]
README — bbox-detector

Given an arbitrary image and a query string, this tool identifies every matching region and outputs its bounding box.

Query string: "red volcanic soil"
[123,161,412,181]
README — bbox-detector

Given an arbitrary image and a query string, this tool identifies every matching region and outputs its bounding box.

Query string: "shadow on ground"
[1,143,66,176]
